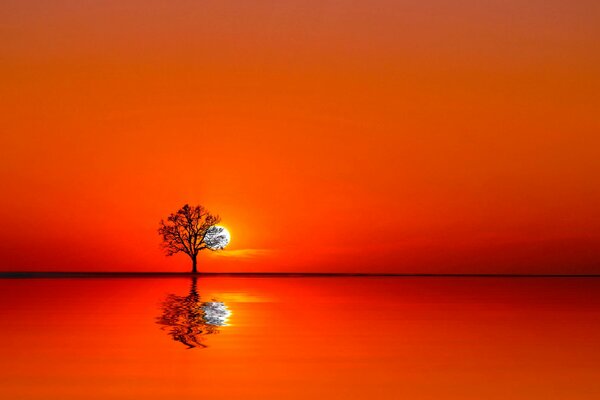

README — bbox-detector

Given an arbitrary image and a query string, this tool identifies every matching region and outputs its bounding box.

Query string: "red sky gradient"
[1,1,599,273]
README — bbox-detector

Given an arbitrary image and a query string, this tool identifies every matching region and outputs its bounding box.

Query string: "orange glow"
[1,277,600,399]
[1,1,599,273]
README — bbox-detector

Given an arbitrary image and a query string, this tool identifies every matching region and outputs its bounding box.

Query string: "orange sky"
[1,0,599,273]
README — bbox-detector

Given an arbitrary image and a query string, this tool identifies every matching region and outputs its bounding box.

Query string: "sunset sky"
[1,0,599,273]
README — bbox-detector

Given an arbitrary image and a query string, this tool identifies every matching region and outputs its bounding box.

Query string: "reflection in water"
[156,277,231,349]
[3,278,600,399]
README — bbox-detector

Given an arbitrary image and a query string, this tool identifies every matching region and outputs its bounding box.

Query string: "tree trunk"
[191,255,198,274]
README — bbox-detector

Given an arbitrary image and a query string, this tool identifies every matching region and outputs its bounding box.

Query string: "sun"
[204,225,231,250]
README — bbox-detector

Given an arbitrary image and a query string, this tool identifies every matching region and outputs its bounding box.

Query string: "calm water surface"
[0,277,599,399]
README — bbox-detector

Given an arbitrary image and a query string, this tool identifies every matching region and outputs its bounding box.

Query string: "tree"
[158,204,220,273]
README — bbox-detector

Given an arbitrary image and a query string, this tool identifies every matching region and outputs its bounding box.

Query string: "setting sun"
[1,1,599,399]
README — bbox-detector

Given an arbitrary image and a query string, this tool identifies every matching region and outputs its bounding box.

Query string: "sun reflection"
[202,301,232,326]
[156,277,231,349]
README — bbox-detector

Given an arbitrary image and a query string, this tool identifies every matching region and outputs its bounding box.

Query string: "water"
[0,276,599,399]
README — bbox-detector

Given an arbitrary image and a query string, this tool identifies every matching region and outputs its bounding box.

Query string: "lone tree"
[158,204,220,273]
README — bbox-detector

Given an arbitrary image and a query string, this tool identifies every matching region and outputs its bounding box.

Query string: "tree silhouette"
[156,277,231,349]
[158,204,220,273]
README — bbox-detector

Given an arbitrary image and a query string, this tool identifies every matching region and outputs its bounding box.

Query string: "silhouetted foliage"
[158,204,220,273]
[156,277,230,349]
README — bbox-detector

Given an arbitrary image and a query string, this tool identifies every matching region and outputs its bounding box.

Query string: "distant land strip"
[1,272,600,279]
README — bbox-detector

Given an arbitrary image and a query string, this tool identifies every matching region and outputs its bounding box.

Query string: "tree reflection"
[156,277,231,349]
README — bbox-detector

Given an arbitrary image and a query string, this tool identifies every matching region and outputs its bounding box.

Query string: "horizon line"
[1,271,600,278]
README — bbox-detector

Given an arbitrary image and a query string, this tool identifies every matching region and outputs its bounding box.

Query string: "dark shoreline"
[1,272,600,279]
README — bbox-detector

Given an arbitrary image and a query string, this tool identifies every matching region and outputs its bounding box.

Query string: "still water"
[0,276,599,399]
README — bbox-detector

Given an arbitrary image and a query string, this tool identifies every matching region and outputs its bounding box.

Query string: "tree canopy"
[158,204,220,273]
